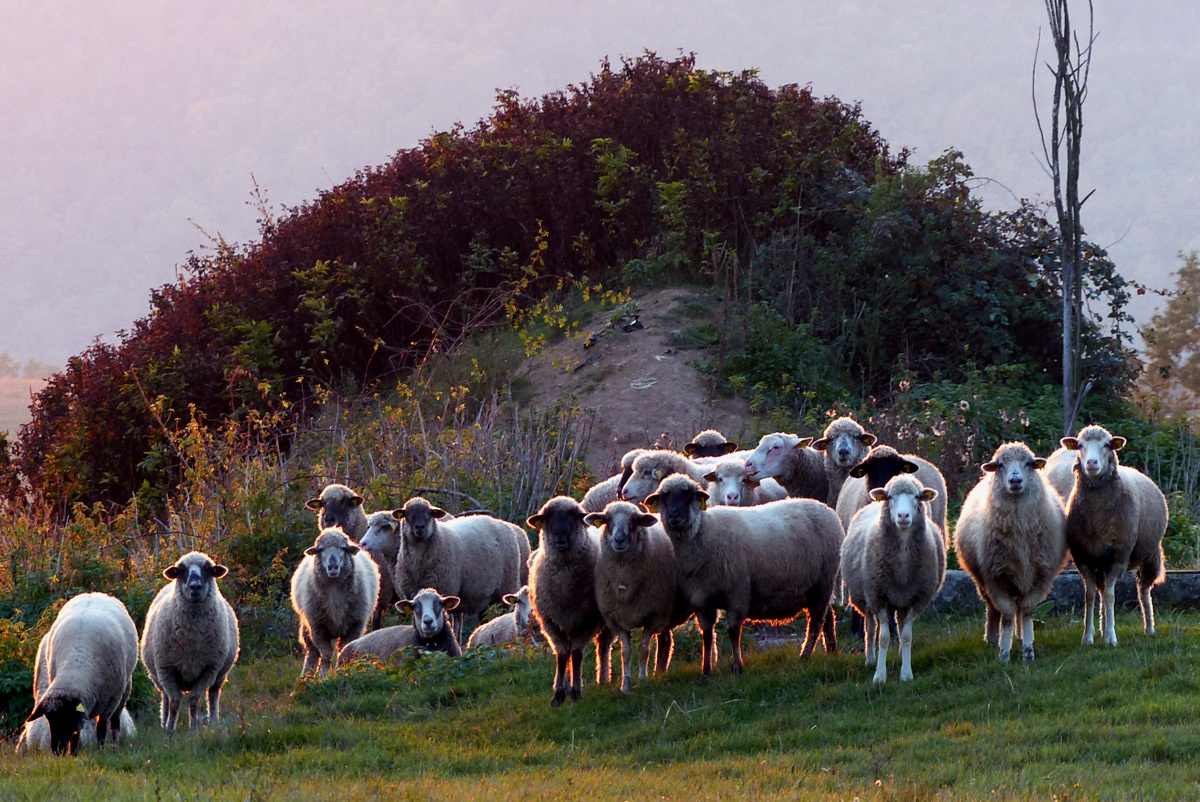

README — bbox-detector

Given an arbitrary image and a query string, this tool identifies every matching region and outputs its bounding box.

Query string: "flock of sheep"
[16,415,1169,752]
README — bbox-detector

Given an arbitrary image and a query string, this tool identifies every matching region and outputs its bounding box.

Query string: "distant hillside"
[0,378,45,436]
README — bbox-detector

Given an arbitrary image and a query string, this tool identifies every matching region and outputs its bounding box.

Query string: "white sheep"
[954,442,1068,662]
[360,510,402,630]
[466,586,537,649]
[618,449,711,504]
[1042,445,1076,502]
[702,456,788,507]
[290,527,380,677]
[683,429,740,459]
[1061,425,1168,647]
[835,445,949,547]
[527,496,614,706]
[587,501,693,691]
[743,432,830,502]
[305,482,368,539]
[582,449,647,513]
[16,709,136,755]
[337,589,462,665]
[141,551,240,731]
[811,416,877,507]
[393,497,524,640]
[644,475,842,675]
[841,475,945,683]
[22,592,139,755]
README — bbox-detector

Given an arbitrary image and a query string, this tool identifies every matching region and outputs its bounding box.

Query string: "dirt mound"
[522,288,755,477]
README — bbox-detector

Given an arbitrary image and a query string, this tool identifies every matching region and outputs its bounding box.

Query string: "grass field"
[0,377,44,436]
[3,608,1199,801]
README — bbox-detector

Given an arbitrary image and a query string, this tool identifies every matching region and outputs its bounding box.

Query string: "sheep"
[643,475,842,675]
[618,449,711,504]
[683,429,739,459]
[22,592,139,755]
[290,527,380,677]
[305,482,368,540]
[582,448,647,513]
[1061,425,1168,647]
[393,496,523,640]
[527,496,615,706]
[16,709,136,755]
[954,442,1067,662]
[466,586,538,649]
[360,510,402,630]
[701,456,788,507]
[587,501,693,692]
[811,416,878,507]
[140,551,240,732]
[841,475,945,683]
[743,432,831,502]
[1043,445,1076,502]
[835,446,949,548]
[337,589,462,665]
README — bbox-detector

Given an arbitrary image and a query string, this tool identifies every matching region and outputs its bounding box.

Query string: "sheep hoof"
[871,671,886,684]
[1104,635,1118,647]
[569,687,582,702]
[550,690,566,707]
[620,682,632,693]
[1022,646,1035,661]
[1081,633,1094,645]
[1146,626,1156,635]
[998,649,1010,664]
[899,670,913,682]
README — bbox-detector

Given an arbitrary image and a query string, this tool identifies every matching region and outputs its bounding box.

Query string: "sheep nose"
[726,493,739,505]
[896,513,911,526]
[423,617,435,630]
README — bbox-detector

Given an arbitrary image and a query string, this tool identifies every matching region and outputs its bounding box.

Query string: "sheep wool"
[743,432,830,502]
[811,416,878,507]
[305,482,368,540]
[338,588,462,665]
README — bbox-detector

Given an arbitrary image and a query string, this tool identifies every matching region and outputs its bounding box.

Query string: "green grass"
[5,608,1200,800]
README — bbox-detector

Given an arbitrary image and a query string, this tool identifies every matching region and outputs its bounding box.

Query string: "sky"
[2,0,1197,367]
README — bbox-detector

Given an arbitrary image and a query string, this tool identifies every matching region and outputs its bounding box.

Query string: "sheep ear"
[211,564,229,578]
[868,488,888,502]
[849,464,869,478]
[1110,436,1127,451]
[981,461,999,473]
[859,433,878,447]
[1031,458,1047,470]
[793,437,814,450]
[442,595,461,611]
[305,497,323,511]
[344,544,360,555]
[695,487,710,511]
[720,442,738,455]
[351,495,365,507]
[304,546,318,556]
[682,443,698,457]
[642,494,660,513]
[810,438,829,452]
[918,489,939,503]
[635,513,658,528]
[900,461,919,474]
[502,594,519,606]
[1061,437,1080,451]
[395,599,414,614]
[525,513,544,530]
[431,507,450,519]
[582,513,607,528]
[392,508,406,519]
[746,479,761,489]
[702,471,718,483]
[26,701,46,724]
[163,565,180,580]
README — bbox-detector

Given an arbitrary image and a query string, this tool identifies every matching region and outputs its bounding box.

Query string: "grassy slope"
[3,608,1200,801]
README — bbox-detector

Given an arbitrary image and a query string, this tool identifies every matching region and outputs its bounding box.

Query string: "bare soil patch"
[0,377,45,436]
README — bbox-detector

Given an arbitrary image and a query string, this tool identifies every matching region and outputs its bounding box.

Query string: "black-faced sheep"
[360,510,402,630]
[16,709,136,754]
[587,501,693,692]
[582,449,647,513]
[702,456,788,507]
[23,592,139,755]
[835,445,949,547]
[141,551,240,731]
[527,496,614,706]
[954,442,1067,662]
[1061,425,1168,647]
[644,475,842,675]
[743,432,830,502]
[618,449,711,504]
[290,527,380,677]
[841,475,945,683]
[305,482,368,540]
[337,589,462,665]
[811,416,878,507]
[683,429,740,459]
[393,497,524,640]
[466,586,538,649]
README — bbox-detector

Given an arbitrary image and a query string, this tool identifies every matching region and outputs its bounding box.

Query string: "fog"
[2,0,1196,366]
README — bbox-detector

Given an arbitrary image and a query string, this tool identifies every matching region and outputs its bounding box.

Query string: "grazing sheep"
[587,501,693,692]
[835,446,949,547]
[618,449,711,504]
[527,496,614,706]
[743,432,830,502]
[841,476,945,683]
[954,442,1068,662]
[811,416,878,507]
[337,589,462,665]
[1043,446,1076,502]
[17,709,136,755]
[290,528,380,677]
[360,510,402,630]
[1061,425,1168,647]
[141,551,240,732]
[683,429,740,459]
[393,497,523,640]
[305,483,368,540]
[466,586,538,649]
[702,456,788,507]
[644,475,842,675]
[23,592,139,755]
[582,449,647,513]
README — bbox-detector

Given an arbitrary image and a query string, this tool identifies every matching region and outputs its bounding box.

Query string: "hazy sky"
[2,0,1197,366]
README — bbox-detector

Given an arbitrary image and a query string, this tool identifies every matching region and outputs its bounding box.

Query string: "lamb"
[22,592,139,755]
[954,442,1067,662]
[527,496,615,705]
[618,449,711,504]
[393,496,523,640]
[1043,446,1076,502]
[683,429,740,459]
[16,709,136,755]
[1061,425,1168,647]
[140,551,240,731]
[743,432,831,502]
[587,501,693,691]
[841,475,945,683]
[835,445,949,547]
[305,482,368,540]
[290,527,380,677]
[360,510,402,630]
[811,416,878,507]
[466,586,538,649]
[702,456,788,507]
[644,475,842,675]
[337,589,462,665]
[582,448,647,513]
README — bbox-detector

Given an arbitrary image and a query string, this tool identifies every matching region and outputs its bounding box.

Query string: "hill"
[0,377,45,437]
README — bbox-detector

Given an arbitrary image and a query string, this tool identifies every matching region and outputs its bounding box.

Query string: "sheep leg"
[551,649,569,707]
[998,612,1015,663]
[655,630,674,674]
[95,713,109,747]
[984,602,1001,647]
[1102,579,1119,647]
[300,625,320,675]
[1020,610,1035,660]
[636,630,653,680]
[108,707,123,747]
[1137,563,1159,635]
[872,608,891,683]
[799,604,826,659]
[821,606,838,654]
[595,628,614,684]
[617,630,634,692]
[188,693,204,730]
[569,646,584,701]
[726,613,746,675]
[697,610,718,676]
[897,609,915,682]
[863,610,877,667]
[1081,571,1097,645]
